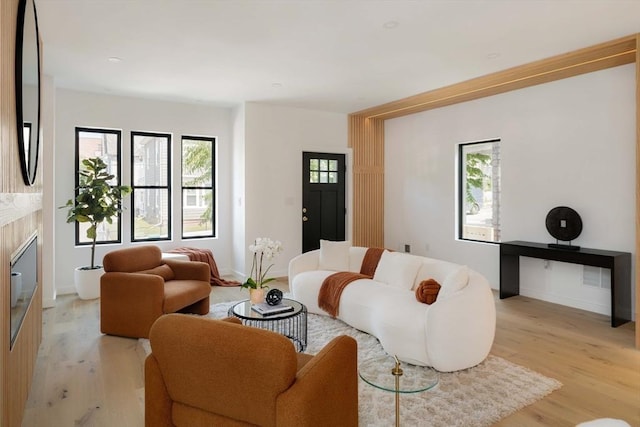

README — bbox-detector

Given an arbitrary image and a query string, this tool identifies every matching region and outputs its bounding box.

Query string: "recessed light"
[108,56,122,63]
[271,82,283,88]
[383,21,399,29]
[486,53,500,60]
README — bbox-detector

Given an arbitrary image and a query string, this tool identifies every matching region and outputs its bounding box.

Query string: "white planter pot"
[74,266,104,300]
[11,272,22,308]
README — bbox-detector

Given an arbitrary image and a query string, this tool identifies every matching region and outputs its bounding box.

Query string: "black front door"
[302,152,346,252]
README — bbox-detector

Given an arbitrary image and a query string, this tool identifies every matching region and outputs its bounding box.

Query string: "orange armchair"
[100,245,211,338]
[145,314,359,427]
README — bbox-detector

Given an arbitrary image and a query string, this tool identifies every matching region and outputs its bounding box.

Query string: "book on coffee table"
[251,302,294,316]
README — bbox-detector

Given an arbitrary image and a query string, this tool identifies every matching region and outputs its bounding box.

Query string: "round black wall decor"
[545,206,582,242]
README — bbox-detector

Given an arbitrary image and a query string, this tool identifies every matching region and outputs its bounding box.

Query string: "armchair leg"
[179,295,210,315]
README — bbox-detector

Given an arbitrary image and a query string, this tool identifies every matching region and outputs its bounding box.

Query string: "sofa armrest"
[425,273,496,372]
[164,259,210,282]
[276,335,358,427]
[100,272,166,338]
[101,271,165,299]
[288,250,320,282]
[144,355,174,427]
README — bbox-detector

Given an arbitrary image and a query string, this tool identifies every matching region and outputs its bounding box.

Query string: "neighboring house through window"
[74,127,123,245]
[131,131,171,241]
[458,139,501,243]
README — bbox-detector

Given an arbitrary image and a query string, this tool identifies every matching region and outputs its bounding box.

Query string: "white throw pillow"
[318,240,351,271]
[439,265,469,298]
[373,252,423,290]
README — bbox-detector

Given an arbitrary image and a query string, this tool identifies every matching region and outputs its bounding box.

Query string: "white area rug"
[140,302,562,427]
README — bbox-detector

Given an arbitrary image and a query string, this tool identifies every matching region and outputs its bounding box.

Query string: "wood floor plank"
[21,282,640,426]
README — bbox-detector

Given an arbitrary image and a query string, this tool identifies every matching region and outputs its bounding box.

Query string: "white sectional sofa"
[289,243,496,372]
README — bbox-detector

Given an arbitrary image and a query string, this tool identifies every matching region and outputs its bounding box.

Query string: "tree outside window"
[181,136,215,239]
[459,140,500,243]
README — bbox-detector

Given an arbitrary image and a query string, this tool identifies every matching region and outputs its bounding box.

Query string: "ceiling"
[35,0,640,114]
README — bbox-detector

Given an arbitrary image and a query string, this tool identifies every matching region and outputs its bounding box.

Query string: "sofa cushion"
[439,265,469,298]
[319,240,351,271]
[163,280,211,313]
[140,264,175,281]
[373,251,422,290]
[413,258,464,289]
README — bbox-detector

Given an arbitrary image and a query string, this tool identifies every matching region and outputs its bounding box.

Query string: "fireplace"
[10,233,38,348]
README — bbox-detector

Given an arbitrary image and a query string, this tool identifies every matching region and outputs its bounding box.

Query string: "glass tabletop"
[229,298,304,321]
[359,355,439,393]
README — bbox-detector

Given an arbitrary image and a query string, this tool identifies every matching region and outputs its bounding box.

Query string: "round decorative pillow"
[265,288,283,306]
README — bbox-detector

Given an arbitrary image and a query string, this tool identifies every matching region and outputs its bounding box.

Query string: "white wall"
[41,74,56,307]
[385,65,636,317]
[242,103,349,278]
[54,89,233,294]
[231,104,246,276]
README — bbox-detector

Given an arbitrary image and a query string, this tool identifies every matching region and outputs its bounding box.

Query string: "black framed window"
[74,127,123,245]
[131,131,171,241]
[181,135,216,239]
[458,139,501,243]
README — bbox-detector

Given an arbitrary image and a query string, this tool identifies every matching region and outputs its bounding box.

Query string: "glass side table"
[228,298,307,352]
[359,355,439,427]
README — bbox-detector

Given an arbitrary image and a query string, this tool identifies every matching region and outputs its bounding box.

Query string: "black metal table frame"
[228,298,308,352]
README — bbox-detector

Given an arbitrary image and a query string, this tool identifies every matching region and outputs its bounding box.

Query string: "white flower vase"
[74,266,104,300]
[11,272,22,308]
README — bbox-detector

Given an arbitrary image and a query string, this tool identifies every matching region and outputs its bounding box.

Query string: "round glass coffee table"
[228,298,307,352]
[359,355,439,427]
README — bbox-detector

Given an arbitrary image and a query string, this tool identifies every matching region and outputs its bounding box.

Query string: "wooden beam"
[354,35,637,120]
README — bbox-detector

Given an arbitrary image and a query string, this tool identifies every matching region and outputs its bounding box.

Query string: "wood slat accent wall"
[1,0,44,425]
[636,34,640,348]
[348,34,639,347]
[348,115,385,247]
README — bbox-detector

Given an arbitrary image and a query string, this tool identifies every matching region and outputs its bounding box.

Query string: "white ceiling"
[35,0,640,114]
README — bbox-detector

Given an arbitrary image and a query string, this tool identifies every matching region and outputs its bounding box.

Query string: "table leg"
[392,356,403,427]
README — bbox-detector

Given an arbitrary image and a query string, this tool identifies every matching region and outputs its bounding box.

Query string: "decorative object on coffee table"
[545,206,582,250]
[249,287,265,304]
[266,288,283,305]
[241,237,283,302]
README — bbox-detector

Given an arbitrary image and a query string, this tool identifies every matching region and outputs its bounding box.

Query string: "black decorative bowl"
[265,288,283,306]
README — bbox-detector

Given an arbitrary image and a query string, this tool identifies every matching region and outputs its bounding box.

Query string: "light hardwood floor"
[21,281,640,426]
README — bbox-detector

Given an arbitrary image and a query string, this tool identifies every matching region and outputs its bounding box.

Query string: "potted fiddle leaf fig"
[60,157,131,299]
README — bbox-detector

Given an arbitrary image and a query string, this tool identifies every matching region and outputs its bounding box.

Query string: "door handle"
[302,216,308,222]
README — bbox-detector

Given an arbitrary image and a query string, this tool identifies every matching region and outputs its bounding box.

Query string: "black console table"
[500,240,631,327]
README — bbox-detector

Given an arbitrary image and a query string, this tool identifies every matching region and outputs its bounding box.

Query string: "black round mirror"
[15,0,41,186]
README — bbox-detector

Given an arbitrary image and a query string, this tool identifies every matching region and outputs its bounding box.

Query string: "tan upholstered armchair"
[100,245,211,338]
[145,314,359,427]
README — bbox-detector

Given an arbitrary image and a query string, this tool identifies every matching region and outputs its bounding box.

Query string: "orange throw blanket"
[168,247,240,287]
[359,247,385,276]
[318,247,385,317]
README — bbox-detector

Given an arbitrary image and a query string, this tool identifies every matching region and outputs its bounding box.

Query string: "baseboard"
[43,297,56,308]
[56,285,77,296]
[519,288,610,316]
